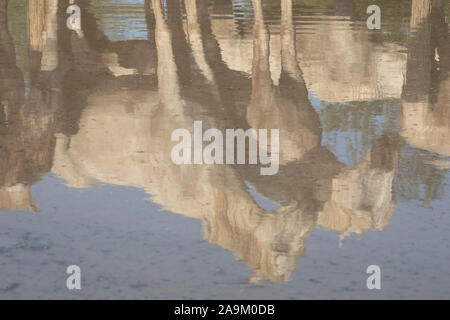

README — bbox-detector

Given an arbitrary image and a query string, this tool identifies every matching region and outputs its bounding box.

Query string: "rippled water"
[0,0,449,299]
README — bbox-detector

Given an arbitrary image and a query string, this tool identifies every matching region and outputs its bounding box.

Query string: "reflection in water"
[401,0,450,159]
[1,0,55,212]
[0,0,449,284]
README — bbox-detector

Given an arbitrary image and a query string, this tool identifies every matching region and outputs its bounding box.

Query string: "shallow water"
[0,0,449,299]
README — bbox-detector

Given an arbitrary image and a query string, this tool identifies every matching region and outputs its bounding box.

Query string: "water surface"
[0,0,449,299]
